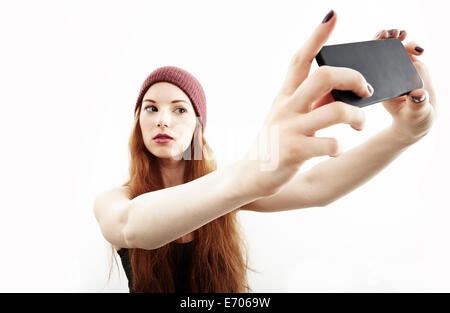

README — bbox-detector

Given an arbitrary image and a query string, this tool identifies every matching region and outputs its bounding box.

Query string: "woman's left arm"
[240,28,437,213]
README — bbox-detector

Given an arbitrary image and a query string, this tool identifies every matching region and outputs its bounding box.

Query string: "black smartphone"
[315,38,423,108]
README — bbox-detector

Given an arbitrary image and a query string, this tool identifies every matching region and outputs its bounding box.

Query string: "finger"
[398,30,407,41]
[278,10,337,97]
[407,89,432,113]
[386,29,399,38]
[404,41,424,63]
[377,30,388,39]
[374,30,381,40]
[413,61,437,111]
[300,136,343,159]
[382,95,407,116]
[374,30,387,40]
[297,101,366,135]
[402,43,436,109]
[311,92,335,110]
[291,66,373,113]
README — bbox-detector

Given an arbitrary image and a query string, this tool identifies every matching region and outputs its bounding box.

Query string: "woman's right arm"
[95,10,373,251]
[93,160,261,250]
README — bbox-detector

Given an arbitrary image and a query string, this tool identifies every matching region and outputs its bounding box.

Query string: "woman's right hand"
[240,10,374,198]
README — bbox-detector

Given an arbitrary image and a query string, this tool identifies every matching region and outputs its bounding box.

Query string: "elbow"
[122,224,138,249]
[122,209,141,249]
[122,222,161,250]
[121,201,138,249]
[121,202,167,250]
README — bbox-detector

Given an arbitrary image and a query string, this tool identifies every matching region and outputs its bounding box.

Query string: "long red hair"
[115,105,255,292]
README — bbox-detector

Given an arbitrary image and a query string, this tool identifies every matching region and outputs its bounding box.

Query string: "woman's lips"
[154,137,173,144]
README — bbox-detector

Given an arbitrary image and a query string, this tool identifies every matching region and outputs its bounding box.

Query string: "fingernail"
[411,94,426,103]
[367,83,374,96]
[388,29,395,36]
[399,30,405,36]
[415,46,424,53]
[322,10,334,24]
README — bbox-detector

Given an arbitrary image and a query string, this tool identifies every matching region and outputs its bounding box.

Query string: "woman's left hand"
[373,29,437,145]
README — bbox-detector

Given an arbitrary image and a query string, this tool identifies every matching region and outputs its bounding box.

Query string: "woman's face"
[139,82,198,160]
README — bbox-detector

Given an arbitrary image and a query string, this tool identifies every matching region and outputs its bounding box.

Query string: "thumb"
[408,89,429,111]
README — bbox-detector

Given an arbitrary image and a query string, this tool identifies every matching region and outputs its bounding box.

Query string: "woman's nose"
[156,110,171,127]
[157,120,168,127]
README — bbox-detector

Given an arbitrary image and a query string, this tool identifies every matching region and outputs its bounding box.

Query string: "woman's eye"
[145,106,186,114]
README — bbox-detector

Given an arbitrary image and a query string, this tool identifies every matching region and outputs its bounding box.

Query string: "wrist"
[386,124,423,148]
[228,159,266,202]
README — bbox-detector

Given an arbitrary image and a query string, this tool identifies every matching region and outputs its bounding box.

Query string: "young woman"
[94,10,437,293]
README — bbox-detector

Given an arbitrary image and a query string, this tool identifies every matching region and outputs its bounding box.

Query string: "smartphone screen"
[315,38,423,108]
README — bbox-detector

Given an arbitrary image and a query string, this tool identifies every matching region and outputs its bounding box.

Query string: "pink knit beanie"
[134,66,207,131]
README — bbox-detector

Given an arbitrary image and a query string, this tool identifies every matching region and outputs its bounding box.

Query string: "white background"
[0,0,448,292]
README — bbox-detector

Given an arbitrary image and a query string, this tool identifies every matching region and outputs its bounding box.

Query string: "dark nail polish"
[322,10,334,23]
[388,29,394,36]
[399,30,405,36]
[367,83,374,95]
[412,95,426,103]
[415,46,424,53]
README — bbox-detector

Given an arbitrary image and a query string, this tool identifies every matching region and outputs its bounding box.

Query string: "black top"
[117,241,194,293]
